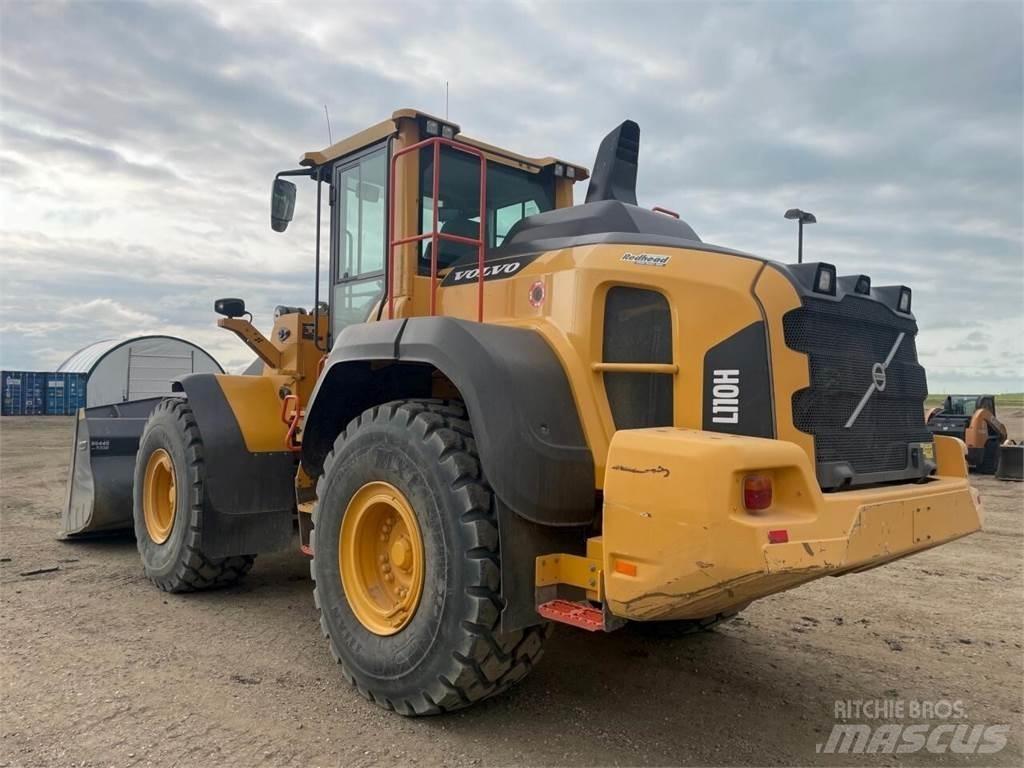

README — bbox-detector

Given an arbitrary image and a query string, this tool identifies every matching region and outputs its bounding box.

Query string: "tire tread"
[137,398,254,593]
[310,399,549,715]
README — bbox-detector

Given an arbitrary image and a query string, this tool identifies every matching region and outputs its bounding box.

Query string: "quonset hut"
[57,335,223,408]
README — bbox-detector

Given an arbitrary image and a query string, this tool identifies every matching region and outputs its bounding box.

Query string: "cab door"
[330,143,388,343]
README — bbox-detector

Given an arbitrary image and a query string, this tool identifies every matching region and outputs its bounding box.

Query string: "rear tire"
[979,438,999,475]
[133,398,255,592]
[311,399,550,715]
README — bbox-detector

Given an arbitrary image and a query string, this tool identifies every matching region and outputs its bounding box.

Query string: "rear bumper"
[601,431,980,621]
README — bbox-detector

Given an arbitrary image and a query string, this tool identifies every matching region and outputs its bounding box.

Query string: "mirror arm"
[275,168,315,179]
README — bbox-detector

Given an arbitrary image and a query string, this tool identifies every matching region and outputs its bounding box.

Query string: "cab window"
[418,146,553,275]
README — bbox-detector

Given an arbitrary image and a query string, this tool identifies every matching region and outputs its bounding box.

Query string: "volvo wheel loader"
[62,108,982,715]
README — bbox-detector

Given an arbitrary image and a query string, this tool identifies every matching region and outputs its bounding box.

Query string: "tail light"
[743,474,773,511]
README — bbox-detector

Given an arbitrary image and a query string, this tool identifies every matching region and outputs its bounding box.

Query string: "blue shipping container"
[1,370,47,416]
[45,372,88,415]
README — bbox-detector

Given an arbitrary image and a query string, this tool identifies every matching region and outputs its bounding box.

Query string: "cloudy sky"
[1,0,1021,392]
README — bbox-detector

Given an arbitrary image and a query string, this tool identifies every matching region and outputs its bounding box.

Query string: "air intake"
[585,120,640,206]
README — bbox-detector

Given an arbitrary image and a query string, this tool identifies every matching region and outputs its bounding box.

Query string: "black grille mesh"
[783,295,932,476]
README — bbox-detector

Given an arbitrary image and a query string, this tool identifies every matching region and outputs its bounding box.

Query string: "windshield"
[948,396,979,415]
[418,145,554,274]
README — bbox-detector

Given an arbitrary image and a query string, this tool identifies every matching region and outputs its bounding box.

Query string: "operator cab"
[270,109,587,346]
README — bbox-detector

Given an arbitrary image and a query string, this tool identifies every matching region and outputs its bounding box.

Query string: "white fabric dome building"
[58,335,223,408]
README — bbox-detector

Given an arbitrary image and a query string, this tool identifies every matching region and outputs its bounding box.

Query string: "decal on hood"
[440,253,542,287]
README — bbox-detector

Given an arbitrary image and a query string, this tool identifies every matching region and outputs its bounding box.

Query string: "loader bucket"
[59,397,167,538]
[996,443,1023,481]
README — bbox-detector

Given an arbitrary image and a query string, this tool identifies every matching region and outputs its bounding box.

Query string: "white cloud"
[0,0,1021,394]
[57,298,158,326]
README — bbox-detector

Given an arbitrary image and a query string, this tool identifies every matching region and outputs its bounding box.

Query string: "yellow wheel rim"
[339,481,424,636]
[143,448,176,544]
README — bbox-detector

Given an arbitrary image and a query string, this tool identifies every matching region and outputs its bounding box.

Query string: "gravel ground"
[1,415,1021,767]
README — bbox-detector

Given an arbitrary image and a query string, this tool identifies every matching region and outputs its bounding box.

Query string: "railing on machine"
[387,137,488,321]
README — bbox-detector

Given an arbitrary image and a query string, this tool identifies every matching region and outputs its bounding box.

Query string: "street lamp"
[784,208,816,264]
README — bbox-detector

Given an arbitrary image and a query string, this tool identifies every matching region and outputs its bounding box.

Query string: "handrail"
[652,206,680,219]
[591,362,679,374]
[388,137,488,321]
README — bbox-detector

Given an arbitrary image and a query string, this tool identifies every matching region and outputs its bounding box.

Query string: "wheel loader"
[62,108,982,715]
[925,394,1007,474]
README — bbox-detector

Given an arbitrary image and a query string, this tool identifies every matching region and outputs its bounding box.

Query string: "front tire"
[311,399,550,715]
[133,399,255,592]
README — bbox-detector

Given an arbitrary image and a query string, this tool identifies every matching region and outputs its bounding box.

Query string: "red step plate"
[537,599,604,632]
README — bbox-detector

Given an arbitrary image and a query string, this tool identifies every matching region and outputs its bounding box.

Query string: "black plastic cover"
[303,317,596,527]
[173,374,295,557]
[497,199,702,258]
[702,322,775,438]
[585,120,640,205]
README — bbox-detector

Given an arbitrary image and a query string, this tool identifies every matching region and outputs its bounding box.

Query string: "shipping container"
[45,372,88,415]
[1,370,47,416]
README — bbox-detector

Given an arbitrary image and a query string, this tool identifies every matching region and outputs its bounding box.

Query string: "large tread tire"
[311,399,550,716]
[132,398,255,592]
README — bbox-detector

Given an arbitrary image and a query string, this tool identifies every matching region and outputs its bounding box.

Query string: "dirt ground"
[1,416,1022,768]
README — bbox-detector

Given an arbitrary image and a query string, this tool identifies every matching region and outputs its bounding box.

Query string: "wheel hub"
[143,448,176,544]
[339,481,424,635]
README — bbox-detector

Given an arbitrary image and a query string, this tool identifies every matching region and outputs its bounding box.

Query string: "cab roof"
[300,108,589,180]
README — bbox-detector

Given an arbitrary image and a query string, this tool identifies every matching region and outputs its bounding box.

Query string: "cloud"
[0,0,1021,395]
[57,298,159,326]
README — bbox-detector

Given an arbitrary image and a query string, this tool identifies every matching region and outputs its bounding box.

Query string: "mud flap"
[60,397,166,538]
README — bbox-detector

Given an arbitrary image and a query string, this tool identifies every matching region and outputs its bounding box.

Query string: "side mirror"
[271,178,296,232]
[214,297,246,318]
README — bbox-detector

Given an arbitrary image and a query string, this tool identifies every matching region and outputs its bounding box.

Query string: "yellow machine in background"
[63,109,981,715]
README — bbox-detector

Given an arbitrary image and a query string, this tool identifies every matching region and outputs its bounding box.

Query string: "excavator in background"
[925,395,1007,473]
[61,108,982,715]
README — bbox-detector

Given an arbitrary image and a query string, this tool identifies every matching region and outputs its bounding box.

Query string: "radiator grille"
[783,295,932,481]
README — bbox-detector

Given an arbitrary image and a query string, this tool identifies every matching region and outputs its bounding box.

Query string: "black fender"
[173,374,295,557]
[302,317,596,528]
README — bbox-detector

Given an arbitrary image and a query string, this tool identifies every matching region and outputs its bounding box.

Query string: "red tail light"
[743,474,773,511]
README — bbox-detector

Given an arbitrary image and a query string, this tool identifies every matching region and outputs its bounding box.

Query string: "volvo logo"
[871,362,887,391]
[844,332,905,429]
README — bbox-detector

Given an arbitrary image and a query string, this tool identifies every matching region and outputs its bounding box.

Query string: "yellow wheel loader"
[62,109,982,715]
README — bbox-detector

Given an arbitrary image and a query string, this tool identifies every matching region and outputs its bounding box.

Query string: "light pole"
[784,208,816,263]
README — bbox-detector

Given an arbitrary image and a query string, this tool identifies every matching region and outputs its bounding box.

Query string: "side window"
[494,200,540,246]
[417,146,553,274]
[332,148,387,338]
